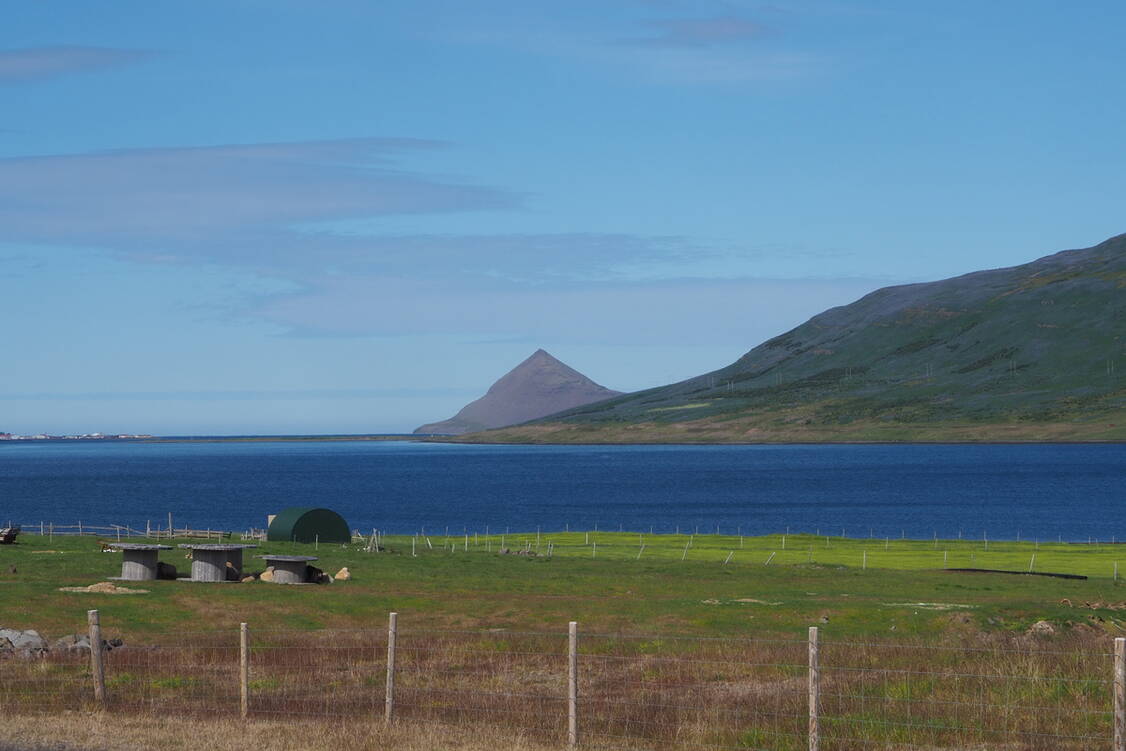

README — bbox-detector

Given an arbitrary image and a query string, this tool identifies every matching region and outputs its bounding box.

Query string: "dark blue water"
[0,441,1122,540]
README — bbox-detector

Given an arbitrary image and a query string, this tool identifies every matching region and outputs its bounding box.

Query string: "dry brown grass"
[2,628,1115,751]
[3,713,559,751]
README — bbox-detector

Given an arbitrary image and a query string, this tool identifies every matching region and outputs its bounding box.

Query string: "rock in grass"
[0,628,49,657]
[51,634,125,654]
[53,634,88,654]
[1028,620,1056,636]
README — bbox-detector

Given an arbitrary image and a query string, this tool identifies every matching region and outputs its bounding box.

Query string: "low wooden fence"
[4,611,1125,750]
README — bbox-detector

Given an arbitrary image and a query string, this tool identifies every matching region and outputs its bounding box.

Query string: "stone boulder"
[0,628,49,657]
[51,634,125,654]
[52,634,91,654]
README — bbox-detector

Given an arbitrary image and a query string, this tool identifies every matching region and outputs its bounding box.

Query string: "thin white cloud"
[621,16,765,47]
[0,139,515,252]
[441,6,818,84]
[0,138,865,342]
[0,139,762,284]
[0,46,156,83]
[253,274,883,344]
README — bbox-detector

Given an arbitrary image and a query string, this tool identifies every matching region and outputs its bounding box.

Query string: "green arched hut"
[267,507,351,544]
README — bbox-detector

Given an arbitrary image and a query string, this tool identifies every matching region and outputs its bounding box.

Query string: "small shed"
[267,507,351,544]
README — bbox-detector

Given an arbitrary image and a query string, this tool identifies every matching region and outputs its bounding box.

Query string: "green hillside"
[468,234,1126,443]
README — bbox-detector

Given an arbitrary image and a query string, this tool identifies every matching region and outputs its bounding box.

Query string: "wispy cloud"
[0,139,516,256]
[0,137,867,342]
[0,139,736,284]
[447,12,816,84]
[254,275,883,344]
[622,16,765,47]
[0,46,156,83]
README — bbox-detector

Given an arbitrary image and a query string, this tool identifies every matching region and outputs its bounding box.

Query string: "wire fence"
[3,612,1123,750]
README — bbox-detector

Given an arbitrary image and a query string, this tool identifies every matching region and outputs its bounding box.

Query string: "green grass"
[3,531,1126,641]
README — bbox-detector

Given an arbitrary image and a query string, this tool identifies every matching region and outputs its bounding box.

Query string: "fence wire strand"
[1,621,1118,750]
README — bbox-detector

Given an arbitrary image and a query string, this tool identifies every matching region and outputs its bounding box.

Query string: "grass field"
[3,530,1126,639]
[5,531,1126,750]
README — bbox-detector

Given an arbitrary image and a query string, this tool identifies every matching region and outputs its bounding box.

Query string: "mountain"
[414,349,622,435]
[467,234,1126,443]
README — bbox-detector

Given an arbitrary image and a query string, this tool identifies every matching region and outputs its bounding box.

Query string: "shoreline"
[3,434,1123,445]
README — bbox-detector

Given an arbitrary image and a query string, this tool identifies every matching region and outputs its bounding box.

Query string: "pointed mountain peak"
[520,348,559,365]
[414,350,622,435]
[523,348,557,364]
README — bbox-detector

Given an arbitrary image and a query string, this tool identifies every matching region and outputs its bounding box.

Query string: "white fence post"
[568,621,579,749]
[1115,637,1125,751]
[809,625,820,751]
[240,623,250,719]
[385,612,398,725]
[88,609,107,709]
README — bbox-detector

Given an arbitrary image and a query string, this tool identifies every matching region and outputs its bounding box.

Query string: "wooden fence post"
[385,612,398,725]
[808,625,820,751]
[240,623,249,719]
[1115,637,1125,751]
[568,621,579,749]
[88,610,107,709]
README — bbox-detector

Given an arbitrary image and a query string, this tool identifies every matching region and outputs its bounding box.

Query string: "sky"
[2,0,1124,435]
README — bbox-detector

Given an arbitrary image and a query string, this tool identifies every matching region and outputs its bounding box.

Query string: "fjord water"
[0,441,1122,541]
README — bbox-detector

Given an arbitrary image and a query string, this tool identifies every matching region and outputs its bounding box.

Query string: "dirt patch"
[1059,599,1126,610]
[884,602,974,611]
[733,598,782,605]
[58,582,148,595]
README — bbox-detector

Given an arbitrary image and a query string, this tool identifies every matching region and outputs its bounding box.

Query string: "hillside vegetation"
[471,235,1126,443]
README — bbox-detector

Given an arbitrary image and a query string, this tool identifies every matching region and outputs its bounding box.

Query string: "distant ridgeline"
[466,234,1126,443]
[414,349,621,435]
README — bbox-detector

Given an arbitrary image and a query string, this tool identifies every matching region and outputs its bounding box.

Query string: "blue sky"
[3,0,1124,434]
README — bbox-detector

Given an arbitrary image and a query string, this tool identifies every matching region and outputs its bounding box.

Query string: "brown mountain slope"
[414,349,621,435]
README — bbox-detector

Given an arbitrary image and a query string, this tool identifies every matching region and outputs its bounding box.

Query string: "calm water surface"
[0,441,1122,540]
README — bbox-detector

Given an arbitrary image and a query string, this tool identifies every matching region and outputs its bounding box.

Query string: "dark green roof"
[267,507,351,544]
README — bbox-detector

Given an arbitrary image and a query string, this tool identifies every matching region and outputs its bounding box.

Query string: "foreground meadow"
[3,531,1126,750]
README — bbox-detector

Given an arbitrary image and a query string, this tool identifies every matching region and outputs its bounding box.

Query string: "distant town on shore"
[0,432,154,441]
